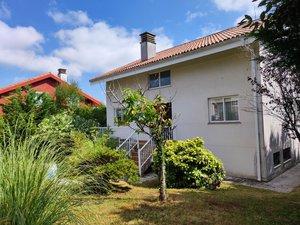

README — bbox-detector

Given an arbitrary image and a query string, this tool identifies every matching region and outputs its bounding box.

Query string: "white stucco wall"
[106,48,259,179]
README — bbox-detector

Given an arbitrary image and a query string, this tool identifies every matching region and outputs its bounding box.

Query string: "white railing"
[117,131,140,157]
[138,138,154,176]
[98,126,109,134]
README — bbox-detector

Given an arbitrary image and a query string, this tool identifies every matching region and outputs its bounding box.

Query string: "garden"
[0,84,299,225]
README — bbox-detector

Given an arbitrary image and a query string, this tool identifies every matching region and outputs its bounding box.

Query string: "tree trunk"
[157,141,167,202]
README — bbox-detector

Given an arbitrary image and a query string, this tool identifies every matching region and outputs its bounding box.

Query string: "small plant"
[0,126,80,225]
[155,137,225,190]
[68,133,139,194]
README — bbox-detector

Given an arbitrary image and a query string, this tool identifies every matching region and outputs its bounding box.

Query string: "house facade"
[91,26,299,181]
[0,69,101,114]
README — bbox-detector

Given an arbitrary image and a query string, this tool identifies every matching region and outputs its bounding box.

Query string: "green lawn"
[74,181,300,225]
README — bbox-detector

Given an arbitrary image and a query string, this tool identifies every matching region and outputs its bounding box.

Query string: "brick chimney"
[140,32,156,61]
[57,68,68,82]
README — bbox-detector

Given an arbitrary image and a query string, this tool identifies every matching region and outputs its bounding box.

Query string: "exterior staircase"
[117,132,154,176]
[99,127,174,176]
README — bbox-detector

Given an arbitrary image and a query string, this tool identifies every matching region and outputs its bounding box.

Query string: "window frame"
[208,95,240,123]
[148,70,171,89]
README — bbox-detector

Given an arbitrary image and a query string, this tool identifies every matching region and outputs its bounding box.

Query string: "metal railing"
[138,138,154,176]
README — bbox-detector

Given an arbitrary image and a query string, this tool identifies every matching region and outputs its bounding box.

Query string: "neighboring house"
[90,25,299,181]
[0,69,101,114]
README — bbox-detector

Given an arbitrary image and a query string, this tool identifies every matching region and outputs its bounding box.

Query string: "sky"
[0,0,261,103]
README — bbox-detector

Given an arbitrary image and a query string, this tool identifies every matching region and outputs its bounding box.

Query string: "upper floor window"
[149,70,171,89]
[209,96,239,123]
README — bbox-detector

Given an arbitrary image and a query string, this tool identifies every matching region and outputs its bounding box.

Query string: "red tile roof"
[90,25,252,83]
[0,72,101,106]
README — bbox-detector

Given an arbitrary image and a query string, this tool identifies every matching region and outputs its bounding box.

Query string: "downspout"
[251,55,262,181]
[245,39,262,181]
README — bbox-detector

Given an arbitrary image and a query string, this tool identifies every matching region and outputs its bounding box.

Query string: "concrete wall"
[106,48,259,179]
[260,93,300,181]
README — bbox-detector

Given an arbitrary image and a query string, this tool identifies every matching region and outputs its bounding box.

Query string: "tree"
[1,87,56,139]
[119,89,172,202]
[241,0,300,141]
[55,81,84,111]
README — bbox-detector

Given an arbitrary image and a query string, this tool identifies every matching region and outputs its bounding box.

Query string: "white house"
[90,25,299,181]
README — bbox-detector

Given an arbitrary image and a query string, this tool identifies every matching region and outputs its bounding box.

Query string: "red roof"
[0,72,101,106]
[90,25,252,82]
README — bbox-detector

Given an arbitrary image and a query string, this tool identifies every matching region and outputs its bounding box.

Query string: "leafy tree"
[120,89,172,202]
[55,82,84,111]
[0,87,56,140]
[73,104,107,137]
[241,0,300,141]
[1,87,56,125]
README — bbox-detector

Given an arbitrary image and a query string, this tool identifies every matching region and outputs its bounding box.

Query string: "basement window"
[273,151,281,167]
[209,96,239,123]
[283,147,291,162]
[149,70,171,89]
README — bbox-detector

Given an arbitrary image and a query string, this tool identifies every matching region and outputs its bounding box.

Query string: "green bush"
[155,137,225,190]
[37,112,74,155]
[68,133,139,194]
[0,127,80,225]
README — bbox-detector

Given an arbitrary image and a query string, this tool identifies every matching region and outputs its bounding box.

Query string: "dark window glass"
[225,98,239,121]
[149,73,159,88]
[165,102,172,120]
[273,152,281,167]
[160,70,171,86]
[115,108,124,125]
[283,147,291,162]
[211,99,224,121]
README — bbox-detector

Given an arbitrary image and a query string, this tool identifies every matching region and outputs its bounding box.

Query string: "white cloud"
[0,20,65,74]
[213,0,253,12]
[185,10,206,22]
[0,1,11,19]
[48,10,92,26]
[212,0,262,25]
[0,11,173,79]
[54,23,173,76]
[200,23,222,37]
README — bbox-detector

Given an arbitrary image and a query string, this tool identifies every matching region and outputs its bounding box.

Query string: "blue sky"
[0,0,260,103]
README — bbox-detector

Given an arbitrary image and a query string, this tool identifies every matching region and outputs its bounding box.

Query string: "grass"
[74,181,300,225]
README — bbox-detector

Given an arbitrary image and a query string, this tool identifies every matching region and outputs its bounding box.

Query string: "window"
[209,96,239,123]
[283,147,291,162]
[115,108,124,125]
[149,70,171,89]
[273,152,281,167]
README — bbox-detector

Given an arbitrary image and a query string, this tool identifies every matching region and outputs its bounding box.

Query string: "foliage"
[120,88,172,201]
[154,138,225,190]
[68,133,139,194]
[37,112,74,155]
[241,0,300,71]
[73,105,107,137]
[1,87,56,131]
[55,82,84,111]
[241,0,300,141]
[0,126,80,225]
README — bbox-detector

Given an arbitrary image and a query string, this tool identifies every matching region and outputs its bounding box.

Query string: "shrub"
[37,112,74,155]
[155,137,225,190]
[0,127,79,225]
[68,133,139,194]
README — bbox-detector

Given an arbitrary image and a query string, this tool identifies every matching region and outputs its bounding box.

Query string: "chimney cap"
[58,68,67,74]
[140,32,156,44]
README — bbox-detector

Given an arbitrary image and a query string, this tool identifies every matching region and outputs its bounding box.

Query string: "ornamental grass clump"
[0,129,80,225]
[156,137,225,190]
